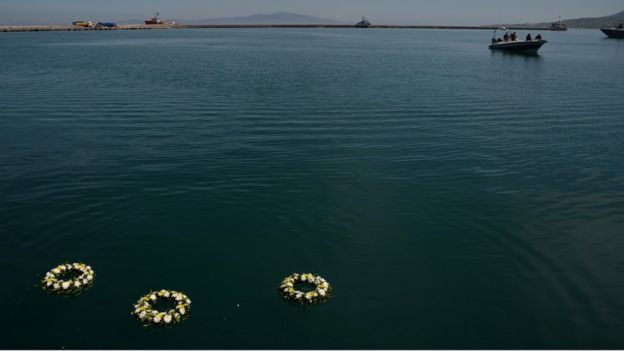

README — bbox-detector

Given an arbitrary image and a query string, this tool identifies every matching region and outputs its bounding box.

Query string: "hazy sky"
[1,0,622,25]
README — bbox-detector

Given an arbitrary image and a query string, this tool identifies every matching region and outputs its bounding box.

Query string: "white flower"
[164,315,172,323]
[53,268,61,274]
[139,311,147,318]
[318,290,326,296]
[153,315,162,323]
[164,291,170,298]
[150,294,157,301]
[301,275,307,282]
[62,282,71,290]
[74,281,81,287]
[87,275,93,281]
[54,283,60,289]
[176,295,183,301]
[179,307,186,315]
[46,281,53,287]
[82,279,89,285]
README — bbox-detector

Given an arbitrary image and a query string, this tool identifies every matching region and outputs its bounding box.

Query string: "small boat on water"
[489,27,547,54]
[601,24,624,38]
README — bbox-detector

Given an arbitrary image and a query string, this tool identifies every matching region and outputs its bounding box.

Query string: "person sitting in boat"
[619,23,623,29]
[497,38,503,42]
[503,32,509,41]
[511,32,517,41]
[526,33,532,41]
[536,33,542,40]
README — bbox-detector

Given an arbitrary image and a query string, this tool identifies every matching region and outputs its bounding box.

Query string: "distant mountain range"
[166,12,342,25]
[506,10,624,29]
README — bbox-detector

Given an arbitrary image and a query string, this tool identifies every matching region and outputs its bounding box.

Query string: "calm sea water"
[1,28,623,349]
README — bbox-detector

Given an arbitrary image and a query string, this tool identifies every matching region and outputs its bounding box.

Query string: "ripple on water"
[1,28,624,348]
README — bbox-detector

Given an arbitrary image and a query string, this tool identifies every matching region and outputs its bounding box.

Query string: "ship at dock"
[550,17,568,31]
[145,12,164,25]
[355,17,372,28]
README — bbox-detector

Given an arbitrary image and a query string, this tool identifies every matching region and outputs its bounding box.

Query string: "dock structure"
[0,24,174,32]
[1,24,562,33]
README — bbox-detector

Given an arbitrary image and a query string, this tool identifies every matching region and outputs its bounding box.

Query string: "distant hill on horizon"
[504,10,624,29]
[173,12,343,25]
[563,10,624,28]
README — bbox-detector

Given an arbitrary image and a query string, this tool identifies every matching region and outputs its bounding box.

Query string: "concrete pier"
[0,24,174,32]
[0,24,560,33]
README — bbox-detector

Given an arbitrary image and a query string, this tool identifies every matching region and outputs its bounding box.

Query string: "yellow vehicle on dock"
[72,21,95,28]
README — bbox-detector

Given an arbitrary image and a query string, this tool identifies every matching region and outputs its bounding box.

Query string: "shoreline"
[0,24,565,33]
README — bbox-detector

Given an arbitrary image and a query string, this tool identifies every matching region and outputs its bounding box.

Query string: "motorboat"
[489,27,547,54]
[601,24,624,38]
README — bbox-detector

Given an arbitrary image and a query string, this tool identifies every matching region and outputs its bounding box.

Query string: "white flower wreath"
[279,273,332,304]
[132,289,192,326]
[42,263,95,295]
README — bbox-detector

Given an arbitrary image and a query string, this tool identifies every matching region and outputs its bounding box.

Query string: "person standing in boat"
[503,32,509,41]
[526,33,532,41]
[619,23,623,29]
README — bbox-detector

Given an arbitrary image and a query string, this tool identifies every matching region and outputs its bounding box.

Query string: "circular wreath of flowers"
[42,262,95,295]
[279,273,332,304]
[132,290,192,326]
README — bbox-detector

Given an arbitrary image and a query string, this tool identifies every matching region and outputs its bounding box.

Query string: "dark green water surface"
[1,28,623,349]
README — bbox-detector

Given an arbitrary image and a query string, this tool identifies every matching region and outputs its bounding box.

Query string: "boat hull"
[601,29,624,38]
[489,40,547,54]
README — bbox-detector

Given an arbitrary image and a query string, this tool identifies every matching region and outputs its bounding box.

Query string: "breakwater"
[0,24,173,32]
[1,24,561,33]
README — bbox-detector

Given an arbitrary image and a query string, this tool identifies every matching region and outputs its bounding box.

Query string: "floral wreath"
[42,263,95,295]
[279,273,331,304]
[132,289,192,326]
